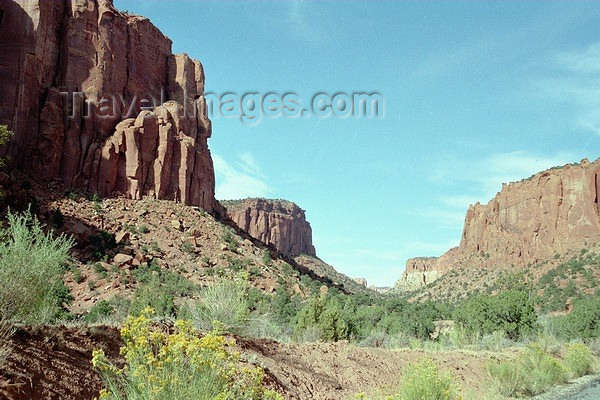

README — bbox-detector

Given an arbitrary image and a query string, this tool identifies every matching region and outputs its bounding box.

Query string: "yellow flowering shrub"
[92,308,282,400]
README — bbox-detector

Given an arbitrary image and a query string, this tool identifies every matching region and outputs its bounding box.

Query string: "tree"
[453,290,537,339]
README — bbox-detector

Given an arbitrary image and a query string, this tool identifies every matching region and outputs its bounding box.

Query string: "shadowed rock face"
[222,198,317,257]
[396,159,600,290]
[0,0,216,212]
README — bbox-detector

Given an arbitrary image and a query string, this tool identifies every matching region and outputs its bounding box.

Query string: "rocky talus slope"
[396,158,600,297]
[0,0,216,212]
[1,177,344,314]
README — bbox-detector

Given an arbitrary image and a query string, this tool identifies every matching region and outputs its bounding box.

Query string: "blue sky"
[116,0,600,287]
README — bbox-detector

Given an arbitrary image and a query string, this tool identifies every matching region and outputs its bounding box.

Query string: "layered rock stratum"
[0,0,216,212]
[222,198,316,258]
[396,158,600,291]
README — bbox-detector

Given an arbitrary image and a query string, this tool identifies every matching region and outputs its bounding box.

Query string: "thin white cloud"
[286,0,333,44]
[431,151,575,203]
[413,151,574,242]
[555,42,600,74]
[411,208,467,227]
[213,154,273,200]
[536,42,600,135]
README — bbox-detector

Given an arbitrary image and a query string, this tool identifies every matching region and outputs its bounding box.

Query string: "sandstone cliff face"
[396,159,600,291]
[395,248,458,291]
[460,158,600,265]
[395,257,442,291]
[0,0,216,212]
[222,198,316,258]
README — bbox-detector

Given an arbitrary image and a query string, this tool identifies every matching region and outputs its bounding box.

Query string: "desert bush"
[128,263,196,318]
[92,309,282,400]
[246,313,289,341]
[487,360,524,398]
[192,281,250,334]
[221,226,239,252]
[453,289,537,340]
[0,125,12,189]
[295,295,350,342]
[519,344,568,396]
[359,330,389,348]
[0,210,74,323]
[487,343,568,397]
[129,280,176,318]
[271,286,300,324]
[388,359,460,400]
[89,231,116,260]
[554,295,600,339]
[84,296,130,324]
[564,342,595,378]
[0,317,14,371]
[589,337,600,357]
[479,330,513,351]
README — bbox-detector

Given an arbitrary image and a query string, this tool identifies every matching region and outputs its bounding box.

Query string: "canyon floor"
[0,324,506,400]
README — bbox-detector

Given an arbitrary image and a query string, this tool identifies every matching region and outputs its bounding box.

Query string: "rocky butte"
[396,158,600,291]
[222,198,316,258]
[0,0,217,212]
[222,198,375,294]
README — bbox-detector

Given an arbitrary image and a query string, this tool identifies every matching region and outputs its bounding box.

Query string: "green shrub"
[89,231,116,260]
[589,337,600,357]
[487,360,524,397]
[0,210,74,323]
[0,125,12,173]
[51,209,65,228]
[295,295,350,342]
[92,309,282,400]
[221,227,239,252]
[129,279,176,318]
[564,342,594,378]
[520,344,568,396]
[261,249,272,266]
[453,290,537,340]
[555,296,600,339]
[0,318,13,371]
[73,268,84,284]
[84,297,130,323]
[192,281,250,334]
[487,344,568,397]
[389,359,460,400]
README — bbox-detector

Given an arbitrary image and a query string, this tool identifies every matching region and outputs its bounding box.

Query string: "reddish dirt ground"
[1,325,507,400]
[0,325,121,400]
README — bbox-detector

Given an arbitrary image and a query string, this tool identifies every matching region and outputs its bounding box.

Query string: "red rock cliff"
[0,0,216,212]
[222,198,317,257]
[460,158,600,265]
[396,158,600,289]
